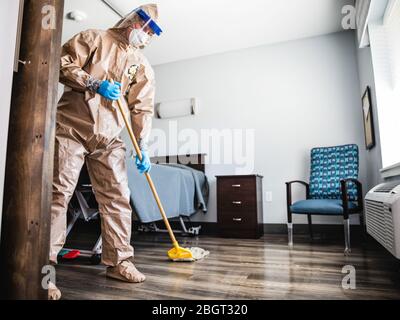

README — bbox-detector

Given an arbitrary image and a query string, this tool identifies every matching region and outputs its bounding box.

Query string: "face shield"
[136,8,162,36]
[128,8,162,48]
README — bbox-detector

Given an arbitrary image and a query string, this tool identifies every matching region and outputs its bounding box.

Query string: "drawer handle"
[233,218,242,222]
[232,201,242,205]
[232,184,241,188]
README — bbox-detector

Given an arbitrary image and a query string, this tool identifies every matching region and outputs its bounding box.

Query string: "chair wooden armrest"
[286,180,310,209]
[340,179,363,218]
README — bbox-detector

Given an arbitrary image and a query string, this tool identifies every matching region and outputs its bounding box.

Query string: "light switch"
[265,192,273,202]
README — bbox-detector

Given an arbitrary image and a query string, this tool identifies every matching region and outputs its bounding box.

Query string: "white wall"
[149,31,367,225]
[0,0,21,234]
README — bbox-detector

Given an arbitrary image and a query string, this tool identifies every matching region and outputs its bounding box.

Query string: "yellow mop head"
[168,246,210,262]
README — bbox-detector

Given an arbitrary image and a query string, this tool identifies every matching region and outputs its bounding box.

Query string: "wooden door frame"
[0,0,64,300]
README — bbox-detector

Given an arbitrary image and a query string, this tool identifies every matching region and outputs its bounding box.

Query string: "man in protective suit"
[49,4,162,299]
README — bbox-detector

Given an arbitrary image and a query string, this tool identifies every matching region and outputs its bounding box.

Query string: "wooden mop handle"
[114,93,179,247]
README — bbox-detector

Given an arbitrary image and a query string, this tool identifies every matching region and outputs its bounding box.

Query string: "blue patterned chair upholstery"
[286,145,364,254]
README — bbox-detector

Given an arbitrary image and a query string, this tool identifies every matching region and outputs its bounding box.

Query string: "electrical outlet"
[265,192,273,202]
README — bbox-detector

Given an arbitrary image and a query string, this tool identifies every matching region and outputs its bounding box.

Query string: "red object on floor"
[63,250,81,259]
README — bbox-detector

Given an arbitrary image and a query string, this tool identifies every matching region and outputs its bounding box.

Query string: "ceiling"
[63,0,354,65]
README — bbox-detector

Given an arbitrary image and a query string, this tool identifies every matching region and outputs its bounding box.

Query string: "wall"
[0,0,21,234]
[148,31,367,225]
[356,45,383,189]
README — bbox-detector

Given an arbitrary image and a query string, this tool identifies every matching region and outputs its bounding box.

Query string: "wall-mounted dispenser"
[155,98,198,119]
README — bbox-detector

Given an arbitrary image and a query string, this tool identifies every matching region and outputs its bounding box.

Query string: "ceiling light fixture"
[67,10,88,22]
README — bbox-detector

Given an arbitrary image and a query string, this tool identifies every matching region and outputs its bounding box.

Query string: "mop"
[114,83,209,262]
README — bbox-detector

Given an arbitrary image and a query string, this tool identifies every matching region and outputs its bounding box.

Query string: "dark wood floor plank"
[56,232,400,300]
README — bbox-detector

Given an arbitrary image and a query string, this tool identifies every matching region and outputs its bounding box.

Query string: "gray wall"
[356,44,383,189]
[148,31,367,225]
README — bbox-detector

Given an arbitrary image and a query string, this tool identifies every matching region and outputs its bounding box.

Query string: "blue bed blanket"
[126,160,209,224]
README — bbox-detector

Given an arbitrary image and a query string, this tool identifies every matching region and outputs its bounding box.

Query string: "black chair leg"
[307,214,313,240]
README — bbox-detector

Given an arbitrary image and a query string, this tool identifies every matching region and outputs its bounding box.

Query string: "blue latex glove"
[97,80,122,101]
[135,150,151,174]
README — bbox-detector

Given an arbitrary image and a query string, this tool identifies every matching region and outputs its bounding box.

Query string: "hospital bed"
[128,154,209,236]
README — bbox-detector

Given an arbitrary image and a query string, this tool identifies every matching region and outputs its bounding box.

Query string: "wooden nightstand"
[216,175,264,239]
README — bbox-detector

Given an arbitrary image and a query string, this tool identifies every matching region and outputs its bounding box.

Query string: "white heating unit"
[365,181,400,259]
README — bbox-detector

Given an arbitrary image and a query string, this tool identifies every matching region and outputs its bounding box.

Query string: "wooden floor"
[57,227,400,300]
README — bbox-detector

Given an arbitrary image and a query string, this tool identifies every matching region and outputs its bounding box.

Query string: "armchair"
[286,144,364,254]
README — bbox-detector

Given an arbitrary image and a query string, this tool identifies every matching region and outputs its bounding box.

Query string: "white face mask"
[129,28,151,48]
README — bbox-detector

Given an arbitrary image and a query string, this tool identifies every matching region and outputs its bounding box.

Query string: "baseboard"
[137,220,363,237]
[264,223,364,235]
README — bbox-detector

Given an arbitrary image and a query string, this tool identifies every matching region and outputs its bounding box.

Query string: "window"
[368,0,400,170]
